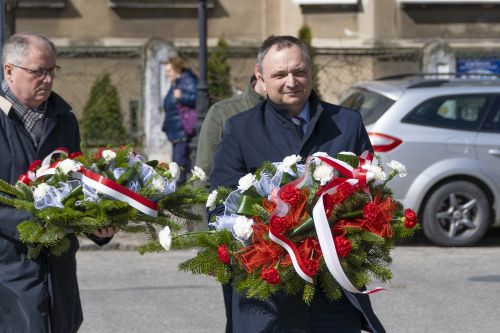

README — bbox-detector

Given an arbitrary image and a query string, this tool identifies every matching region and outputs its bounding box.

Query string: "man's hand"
[92,226,118,238]
[173,89,182,99]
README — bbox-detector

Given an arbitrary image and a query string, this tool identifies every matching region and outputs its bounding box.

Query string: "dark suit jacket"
[0,91,109,333]
[210,92,384,333]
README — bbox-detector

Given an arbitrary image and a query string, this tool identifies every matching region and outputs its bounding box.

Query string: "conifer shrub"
[80,73,129,146]
[207,36,232,104]
[298,25,321,99]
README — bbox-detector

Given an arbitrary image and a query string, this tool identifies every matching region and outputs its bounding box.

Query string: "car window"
[340,88,395,125]
[481,97,500,132]
[403,95,491,130]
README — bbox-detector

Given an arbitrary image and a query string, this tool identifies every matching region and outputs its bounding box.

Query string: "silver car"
[340,75,500,246]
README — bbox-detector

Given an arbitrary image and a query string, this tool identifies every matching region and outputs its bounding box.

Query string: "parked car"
[339,74,500,246]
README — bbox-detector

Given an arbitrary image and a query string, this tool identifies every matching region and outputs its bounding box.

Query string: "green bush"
[80,73,128,146]
[207,36,232,105]
[298,25,321,99]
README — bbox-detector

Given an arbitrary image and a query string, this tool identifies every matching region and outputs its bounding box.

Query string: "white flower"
[158,226,172,251]
[338,151,356,156]
[237,173,256,192]
[151,177,166,192]
[33,183,51,200]
[206,190,218,211]
[278,155,302,171]
[362,163,387,184]
[191,166,206,181]
[101,150,116,162]
[168,162,179,180]
[387,160,407,177]
[313,163,334,185]
[57,159,82,175]
[233,215,254,240]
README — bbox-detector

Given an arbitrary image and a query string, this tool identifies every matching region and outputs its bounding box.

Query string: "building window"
[108,0,215,9]
[18,0,66,8]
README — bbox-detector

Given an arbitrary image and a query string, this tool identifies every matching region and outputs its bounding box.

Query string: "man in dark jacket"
[0,32,115,333]
[211,35,384,333]
[162,56,198,184]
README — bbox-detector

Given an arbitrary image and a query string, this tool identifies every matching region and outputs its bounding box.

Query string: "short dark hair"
[166,56,185,72]
[256,35,311,74]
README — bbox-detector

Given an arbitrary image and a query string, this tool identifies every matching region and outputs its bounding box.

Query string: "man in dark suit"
[0,32,116,333]
[211,35,384,333]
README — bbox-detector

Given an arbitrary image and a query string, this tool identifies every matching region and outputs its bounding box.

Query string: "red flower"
[404,209,418,229]
[217,244,231,265]
[334,235,352,258]
[304,258,319,275]
[69,152,83,159]
[28,160,42,172]
[270,215,289,234]
[363,202,381,224]
[261,267,280,285]
[279,185,302,207]
[334,182,355,204]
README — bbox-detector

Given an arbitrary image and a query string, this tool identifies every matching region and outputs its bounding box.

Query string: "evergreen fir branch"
[50,238,71,257]
[178,250,222,277]
[0,179,24,198]
[137,240,163,254]
[16,182,35,201]
[318,269,342,302]
[302,283,315,305]
[27,244,43,260]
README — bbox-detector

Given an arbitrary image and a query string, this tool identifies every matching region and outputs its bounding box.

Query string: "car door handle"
[488,149,500,157]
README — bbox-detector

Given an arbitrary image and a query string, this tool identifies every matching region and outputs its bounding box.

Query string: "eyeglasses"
[9,64,61,79]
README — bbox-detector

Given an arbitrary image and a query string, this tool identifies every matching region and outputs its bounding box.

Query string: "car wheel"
[422,181,490,246]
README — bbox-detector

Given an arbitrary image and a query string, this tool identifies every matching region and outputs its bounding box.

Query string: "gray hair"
[256,35,311,74]
[2,32,57,66]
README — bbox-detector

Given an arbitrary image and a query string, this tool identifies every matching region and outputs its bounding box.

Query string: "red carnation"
[217,244,231,265]
[334,182,355,204]
[404,209,418,229]
[69,152,83,159]
[261,267,280,285]
[279,185,302,207]
[270,215,290,234]
[304,259,319,276]
[334,235,352,258]
[363,202,381,224]
[28,160,42,172]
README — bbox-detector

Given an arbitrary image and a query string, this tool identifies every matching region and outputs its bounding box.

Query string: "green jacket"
[195,80,264,176]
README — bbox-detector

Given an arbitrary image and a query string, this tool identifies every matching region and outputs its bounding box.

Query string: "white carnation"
[387,160,407,177]
[313,163,334,185]
[57,159,82,175]
[151,176,166,192]
[33,183,51,200]
[191,166,206,181]
[233,215,254,240]
[101,150,116,162]
[362,164,387,184]
[278,154,302,171]
[159,226,172,251]
[168,162,179,180]
[237,173,256,192]
[206,190,218,211]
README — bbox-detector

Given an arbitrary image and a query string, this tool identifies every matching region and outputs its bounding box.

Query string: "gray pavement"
[76,229,500,333]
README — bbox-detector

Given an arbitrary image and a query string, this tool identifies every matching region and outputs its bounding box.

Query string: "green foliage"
[207,36,232,104]
[298,25,321,99]
[80,73,128,146]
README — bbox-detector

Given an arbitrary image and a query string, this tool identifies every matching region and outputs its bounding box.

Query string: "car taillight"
[368,132,402,152]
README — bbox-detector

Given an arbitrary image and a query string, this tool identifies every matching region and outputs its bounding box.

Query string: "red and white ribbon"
[268,151,385,293]
[35,147,69,179]
[80,168,159,217]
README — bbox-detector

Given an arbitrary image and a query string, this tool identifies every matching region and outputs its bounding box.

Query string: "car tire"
[422,180,490,246]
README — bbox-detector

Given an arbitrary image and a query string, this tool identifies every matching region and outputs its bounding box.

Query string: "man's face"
[4,43,56,109]
[256,44,312,115]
